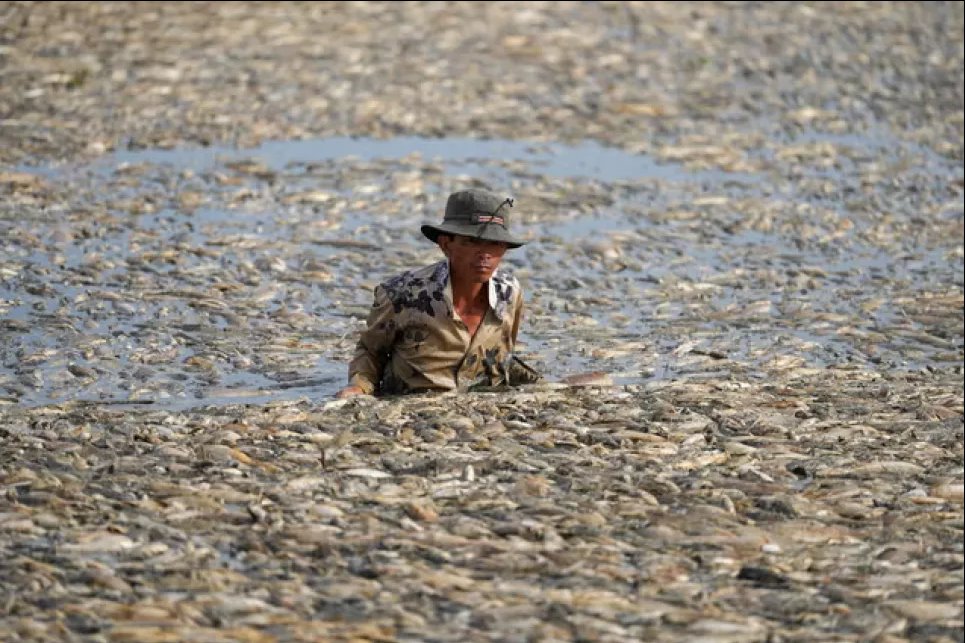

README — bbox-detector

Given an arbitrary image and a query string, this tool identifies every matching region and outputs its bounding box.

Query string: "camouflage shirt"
[348,260,523,395]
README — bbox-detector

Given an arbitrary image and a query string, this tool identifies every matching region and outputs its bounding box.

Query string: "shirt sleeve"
[510,284,524,346]
[347,285,396,394]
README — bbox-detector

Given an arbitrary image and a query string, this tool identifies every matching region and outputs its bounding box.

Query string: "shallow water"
[102,135,758,184]
[3,131,962,409]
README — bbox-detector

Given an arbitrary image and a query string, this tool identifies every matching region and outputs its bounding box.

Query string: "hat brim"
[421,223,526,249]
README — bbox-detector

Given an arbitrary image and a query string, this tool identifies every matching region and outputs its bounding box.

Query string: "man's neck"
[449,269,488,311]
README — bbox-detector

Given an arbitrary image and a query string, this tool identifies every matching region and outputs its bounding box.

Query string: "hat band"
[472,213,504,226]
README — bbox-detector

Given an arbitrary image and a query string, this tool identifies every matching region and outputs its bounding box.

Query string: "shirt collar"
[439,260,511,321]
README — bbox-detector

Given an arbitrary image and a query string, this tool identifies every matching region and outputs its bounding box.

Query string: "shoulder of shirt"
[493,268,520,291]
[379,260,447,296]
[491,268,522,310]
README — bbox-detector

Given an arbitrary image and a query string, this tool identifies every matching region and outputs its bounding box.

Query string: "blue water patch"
[100,135,758,184]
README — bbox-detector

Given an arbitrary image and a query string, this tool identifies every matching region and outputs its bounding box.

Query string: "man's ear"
[437,234,452,256]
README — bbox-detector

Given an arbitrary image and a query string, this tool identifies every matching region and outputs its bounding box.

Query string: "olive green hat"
[421,189,526,248]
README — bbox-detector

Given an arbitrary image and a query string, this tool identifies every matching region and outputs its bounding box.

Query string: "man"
[336,188,539,398]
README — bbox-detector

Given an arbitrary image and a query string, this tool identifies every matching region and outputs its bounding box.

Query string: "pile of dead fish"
[1,2,961,641]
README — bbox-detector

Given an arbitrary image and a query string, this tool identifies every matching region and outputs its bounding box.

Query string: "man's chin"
[471,269,493,282]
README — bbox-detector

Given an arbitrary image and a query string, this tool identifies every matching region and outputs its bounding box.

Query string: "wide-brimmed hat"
[421,189,526,248]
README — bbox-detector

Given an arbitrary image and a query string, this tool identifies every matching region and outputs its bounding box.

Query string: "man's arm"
[510,286,523,346]
[508,285,542,384]
[337,286,396,397]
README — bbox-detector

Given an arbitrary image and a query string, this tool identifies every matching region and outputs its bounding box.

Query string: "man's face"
[439,234,509,284]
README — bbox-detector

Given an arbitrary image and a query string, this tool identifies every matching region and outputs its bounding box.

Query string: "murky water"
[3,131,962,409]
